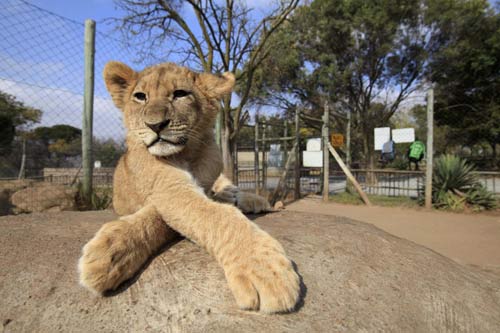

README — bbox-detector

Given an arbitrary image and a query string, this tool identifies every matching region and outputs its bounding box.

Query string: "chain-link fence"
[0,0,143,214]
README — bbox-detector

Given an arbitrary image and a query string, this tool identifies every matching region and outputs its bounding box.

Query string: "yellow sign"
[331,134,344,148]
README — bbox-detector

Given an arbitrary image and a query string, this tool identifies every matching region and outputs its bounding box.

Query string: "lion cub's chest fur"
[112,140,223,216]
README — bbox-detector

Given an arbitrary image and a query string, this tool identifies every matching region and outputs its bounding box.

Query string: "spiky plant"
[433,154,478,195]
[422,155,497,211]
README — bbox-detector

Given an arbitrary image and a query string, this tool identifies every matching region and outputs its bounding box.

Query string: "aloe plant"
[423,155,497,211]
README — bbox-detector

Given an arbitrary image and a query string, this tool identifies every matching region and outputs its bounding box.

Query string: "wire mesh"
[0,0,145,214]
[0,0,133,181]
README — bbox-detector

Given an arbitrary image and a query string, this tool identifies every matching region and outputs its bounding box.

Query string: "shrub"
[424,155,497,211]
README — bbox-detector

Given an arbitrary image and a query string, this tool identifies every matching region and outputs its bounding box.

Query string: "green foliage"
[433,154,478,193]
[0,91,41,152]
[429,0,500,153]
[33,125,81,144]
[0,114,15,151]
[0,91,41,128]
[251,0,500,168]
[426,155,497,210]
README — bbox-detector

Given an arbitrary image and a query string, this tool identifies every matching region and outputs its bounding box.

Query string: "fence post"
[346,110,351,168]
[262,120,267,192]
[425,88,434,209]
[322,101,330,202]
[254,115,260,195]
[283,119,288,168]
[17,138,26,179]
[82,19,95,203]
[294,109,300,200]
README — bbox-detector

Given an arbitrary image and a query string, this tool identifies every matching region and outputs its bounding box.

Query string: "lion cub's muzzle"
[142,119,189,156]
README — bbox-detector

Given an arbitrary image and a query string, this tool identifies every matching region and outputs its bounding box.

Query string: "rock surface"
[0,210,499,332]
[0,180,36,215]
[10,182,76,213]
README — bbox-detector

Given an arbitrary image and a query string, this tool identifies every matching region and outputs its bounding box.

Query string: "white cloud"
[0,78,125,141]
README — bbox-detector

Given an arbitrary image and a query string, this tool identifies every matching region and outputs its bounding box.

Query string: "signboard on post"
[374,127,391,150]
[303,138,322,167]
[330,133,344,148]
[392,128,415,143]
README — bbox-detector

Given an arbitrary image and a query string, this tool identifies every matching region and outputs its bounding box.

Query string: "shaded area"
[1,210,499,332]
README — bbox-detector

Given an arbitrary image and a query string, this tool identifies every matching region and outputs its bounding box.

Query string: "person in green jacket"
[408,139,425,171]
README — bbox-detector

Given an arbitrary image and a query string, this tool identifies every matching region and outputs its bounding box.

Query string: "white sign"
[303,151,323,167]
[306,138,321,152]
[392,128,415,143]
[374,127,391,151]
[94,160,102,168]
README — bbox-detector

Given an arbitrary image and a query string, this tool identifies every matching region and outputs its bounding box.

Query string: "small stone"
[273,201,285,210]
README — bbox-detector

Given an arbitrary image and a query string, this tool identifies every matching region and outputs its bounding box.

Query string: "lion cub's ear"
[195,72,235,99]
[103,61,137,109]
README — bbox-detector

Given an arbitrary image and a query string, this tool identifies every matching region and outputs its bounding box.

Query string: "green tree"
[0,91,41,151]
[428,0,500,162]
[251,0,431,167]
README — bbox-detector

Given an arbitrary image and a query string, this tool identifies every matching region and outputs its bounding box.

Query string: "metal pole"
[262,120,267,192]
[283,119,288,169]
[346,109,351,168]
[233,139,238,186]
[254,115,260,195]
[425,88,434,209]
[17,138,26,179]
[294,109,300,200]
[82,19,95,204]
[215,112,222,148]
[322,101,330,202]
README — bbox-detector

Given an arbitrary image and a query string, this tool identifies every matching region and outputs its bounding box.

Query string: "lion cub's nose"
[145,119,170,133]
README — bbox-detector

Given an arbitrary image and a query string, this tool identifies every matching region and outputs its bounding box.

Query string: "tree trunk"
[17,138,26,180]
[363,130,376,186]
[221,124,234,181]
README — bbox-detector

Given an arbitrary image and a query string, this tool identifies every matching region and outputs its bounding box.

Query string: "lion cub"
[78,61,300,313]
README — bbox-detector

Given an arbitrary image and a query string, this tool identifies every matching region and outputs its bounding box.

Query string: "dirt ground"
[287,196,500,273]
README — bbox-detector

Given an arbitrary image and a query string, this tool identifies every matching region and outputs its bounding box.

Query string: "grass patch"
[330,192,419,208]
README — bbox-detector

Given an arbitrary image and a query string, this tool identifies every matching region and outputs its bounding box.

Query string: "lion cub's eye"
[173,90,190,99]
[133,92,147,103]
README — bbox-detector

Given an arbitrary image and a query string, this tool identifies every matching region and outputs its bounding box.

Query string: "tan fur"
[78,61,300,313]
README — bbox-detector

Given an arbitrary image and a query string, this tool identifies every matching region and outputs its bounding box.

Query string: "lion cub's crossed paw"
[224,233,300,313]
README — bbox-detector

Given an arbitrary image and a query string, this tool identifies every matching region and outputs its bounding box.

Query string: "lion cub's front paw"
[213,187,272,214]
[224,234,300,313]
[212,186,239,205]
[78,221,147,294]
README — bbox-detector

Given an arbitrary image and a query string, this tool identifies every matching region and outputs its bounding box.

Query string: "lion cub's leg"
[78,205,175,294]
[211,174,272,213]
[150,177,300,313]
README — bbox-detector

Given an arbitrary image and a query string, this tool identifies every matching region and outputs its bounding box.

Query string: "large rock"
[0,210,499,332]
[0,179,37,215]
[10,182,76,213]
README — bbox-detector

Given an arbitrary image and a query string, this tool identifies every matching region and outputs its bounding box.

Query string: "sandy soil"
[287,196,500,272]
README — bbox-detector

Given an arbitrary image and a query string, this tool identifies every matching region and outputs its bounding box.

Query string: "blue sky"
[27,0,125,33]
[0,0,276,140]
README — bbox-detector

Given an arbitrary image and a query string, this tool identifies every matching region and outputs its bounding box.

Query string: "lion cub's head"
[104,61,234,157]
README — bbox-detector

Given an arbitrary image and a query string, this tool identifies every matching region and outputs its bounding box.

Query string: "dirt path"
[287,197,500,272]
